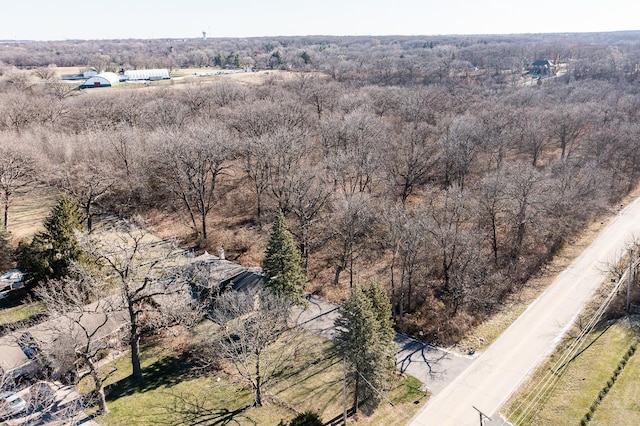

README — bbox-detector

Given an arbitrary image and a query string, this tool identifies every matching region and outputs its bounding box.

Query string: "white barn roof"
[124,69,170,81]
[80,72,120,88]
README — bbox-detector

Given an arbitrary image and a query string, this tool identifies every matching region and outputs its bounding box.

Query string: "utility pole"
[472,406,491,425]
[343,357,347,425]
[627,249,633,312]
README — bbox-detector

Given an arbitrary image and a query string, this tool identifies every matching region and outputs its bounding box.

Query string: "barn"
[80,72,121,88]
[124,69,170,81]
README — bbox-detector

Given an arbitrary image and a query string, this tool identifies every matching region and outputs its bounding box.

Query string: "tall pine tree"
[335,284,396,415]
[262,211,307,305]
[367,282,395,342]
[18,194,85,287]
[0,229,13,271]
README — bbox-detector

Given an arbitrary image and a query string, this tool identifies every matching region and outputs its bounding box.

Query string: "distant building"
[80,72,120,88]
[529,59,556,76]
[61,68,98,81]
[82,68,98,78]
[123,69,170,81]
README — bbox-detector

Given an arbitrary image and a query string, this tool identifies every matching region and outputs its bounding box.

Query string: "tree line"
[1,34,640,345]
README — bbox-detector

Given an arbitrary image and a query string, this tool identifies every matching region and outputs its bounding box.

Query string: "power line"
[507,253,637,424]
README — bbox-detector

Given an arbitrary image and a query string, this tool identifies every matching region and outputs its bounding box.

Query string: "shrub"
[288,411,323,426]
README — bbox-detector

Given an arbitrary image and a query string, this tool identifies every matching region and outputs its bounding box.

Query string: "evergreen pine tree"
[367,282,396,343]
[0,229,13,271]
[18,194,85,286]
[262,211,307,305]
[335,284,397,415]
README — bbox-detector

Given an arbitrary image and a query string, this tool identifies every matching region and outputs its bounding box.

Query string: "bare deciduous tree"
[58,159,118,234]
[157,122,233,246]
[503,164,547,273]
[209,288,295,407]
[383,122,439,204]
[35,266,122,415]
[83,224,200,381]
[439,114,482,190]
[382,205,427,316]
[327,192,376,287]
[321,108,385,195]
[0,148,35,231]
[288,167,332,268]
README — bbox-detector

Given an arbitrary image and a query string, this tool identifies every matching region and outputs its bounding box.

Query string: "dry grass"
[7,186,58,243]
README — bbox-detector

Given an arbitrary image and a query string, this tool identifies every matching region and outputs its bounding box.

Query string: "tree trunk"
[349,249,354,288]
[87,357,109,415]
[131,332,143,381]
[3,190,9,230]
[491,213,498,266]
[256,193,263,228]
[255,352,262,406]
[129,308,143,381]
[334,265,343,286]
[201,212,208,244]
[390,250,397,317]
[442,253,451,294]
[407,267,413,313]
[301,223,310,270]
[85,198,93,233]
[353,371,360,415]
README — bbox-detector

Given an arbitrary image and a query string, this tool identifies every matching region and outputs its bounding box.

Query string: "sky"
[0,0,637,40]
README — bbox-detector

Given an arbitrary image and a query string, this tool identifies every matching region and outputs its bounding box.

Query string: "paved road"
[410,198,640,426]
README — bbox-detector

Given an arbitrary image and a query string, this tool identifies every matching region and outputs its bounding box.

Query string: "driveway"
[394,334,473,395]
[410,197,640,426]
[5,382,99,426]
[292,295,473,395]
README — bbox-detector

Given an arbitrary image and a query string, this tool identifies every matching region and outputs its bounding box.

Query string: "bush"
[288,411,323,426]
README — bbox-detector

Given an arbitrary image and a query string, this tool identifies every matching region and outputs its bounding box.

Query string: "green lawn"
[89,328,427,425]
[0,300,46,326]
[591,330,640,425]
[504,319,640,425]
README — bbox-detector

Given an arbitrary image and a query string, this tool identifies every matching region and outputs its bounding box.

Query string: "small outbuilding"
[124,69,170,81]
[80,72,120,88]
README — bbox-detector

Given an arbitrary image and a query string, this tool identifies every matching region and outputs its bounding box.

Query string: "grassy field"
[503,319,640,425]
[87,328,426,426]
[6,185,57,243]
[0,300,46,326]
[590,325,640,425]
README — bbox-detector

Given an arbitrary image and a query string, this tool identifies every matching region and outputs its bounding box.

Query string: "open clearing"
[6,185,57,243]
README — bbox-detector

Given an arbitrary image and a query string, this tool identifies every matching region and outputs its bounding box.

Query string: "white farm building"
[124,69,170,81]
[80,72,121,88]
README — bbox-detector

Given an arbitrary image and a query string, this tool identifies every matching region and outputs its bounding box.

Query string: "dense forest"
[2,32,640,344]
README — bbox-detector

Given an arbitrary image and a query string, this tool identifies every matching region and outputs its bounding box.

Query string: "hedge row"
[580,343,637,425]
